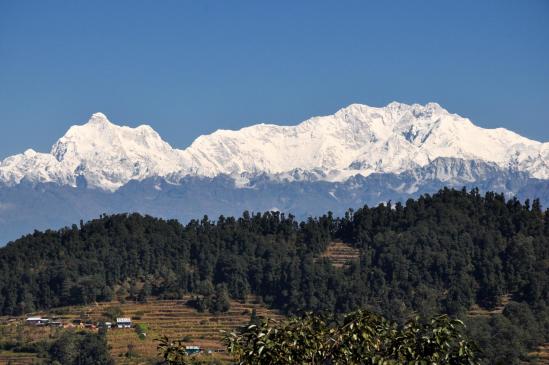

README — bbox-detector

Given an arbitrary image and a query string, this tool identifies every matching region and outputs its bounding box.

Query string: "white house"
[26,317,49,326]
[116,317,132,328]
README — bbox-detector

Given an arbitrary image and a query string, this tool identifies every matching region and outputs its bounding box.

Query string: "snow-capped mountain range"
[1,102,548,191]
[0,102,548,244]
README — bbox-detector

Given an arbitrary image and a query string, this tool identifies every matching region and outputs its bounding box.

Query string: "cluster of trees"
[0,330,113,365]
[48,331,114,365]
[0,188,547,363]
[187,284,231,314]
[466,301,549,363]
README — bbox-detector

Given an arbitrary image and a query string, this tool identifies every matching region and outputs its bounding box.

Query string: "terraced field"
[0,322,56,365]
[467,294,511,317]
[528,343,549,365]
[87,296,283,364]
[319,241,360,268]
[0,352,40,365]
[467,295,549,365]
[0,296,282,364]
[1,294,547,364]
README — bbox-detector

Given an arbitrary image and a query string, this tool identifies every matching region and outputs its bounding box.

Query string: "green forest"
[0,188,548,364]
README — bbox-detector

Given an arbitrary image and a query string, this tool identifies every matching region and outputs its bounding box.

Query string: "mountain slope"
[1,102,548,191]
[0,190,548,364]
[0,158,546,244]
[179,102,548,181]
[0,102,547,244]
[0,113,186,191]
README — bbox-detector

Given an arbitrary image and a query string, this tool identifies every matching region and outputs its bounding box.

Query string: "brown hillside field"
[318,241,360,268]
[0,295,283,365]
[467,295,549,364]
[0,352,39,365]
[527,343,549,365]
[0,322,56,364]
[467,294,511,317]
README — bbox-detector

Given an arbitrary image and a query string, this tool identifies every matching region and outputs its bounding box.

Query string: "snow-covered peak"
[0,113,187,191]
[86,112,112,126]
[0,102,547,191]
[178,102,547,180]
[23,148,38,157]
[0,148,74,187]
[54,113,169,159]
[47,113,185,190]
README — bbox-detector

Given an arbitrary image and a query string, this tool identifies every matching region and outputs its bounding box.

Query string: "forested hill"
[0,188,548,363]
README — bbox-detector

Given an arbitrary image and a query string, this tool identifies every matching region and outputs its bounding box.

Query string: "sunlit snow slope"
[0,102,547,191]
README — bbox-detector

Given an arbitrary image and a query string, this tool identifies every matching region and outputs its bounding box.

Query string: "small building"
[50,321,63,327]
[116,317,132,328]
[26,317,49,326]
[185,346,201,355]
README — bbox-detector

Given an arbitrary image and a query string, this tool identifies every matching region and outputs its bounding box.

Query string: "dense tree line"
[0,188,547,363]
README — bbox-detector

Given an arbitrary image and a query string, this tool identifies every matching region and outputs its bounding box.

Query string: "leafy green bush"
[135,323,148,341]
[181,335,192,342]
[102,306,124,321]
[158,309,479,364]
[224,310,478,365]
[49,331,114,365]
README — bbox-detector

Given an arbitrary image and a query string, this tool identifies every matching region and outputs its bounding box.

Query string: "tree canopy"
[224,310,478,365]
[0,188,547,363]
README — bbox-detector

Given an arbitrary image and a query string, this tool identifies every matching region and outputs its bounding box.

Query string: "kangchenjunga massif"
[1,102,548,244]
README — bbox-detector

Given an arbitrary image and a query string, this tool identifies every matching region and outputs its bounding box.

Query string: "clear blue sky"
[0,0,548,159]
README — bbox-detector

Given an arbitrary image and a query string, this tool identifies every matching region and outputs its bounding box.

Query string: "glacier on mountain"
[2,101,549,244]
[0,102,548,192]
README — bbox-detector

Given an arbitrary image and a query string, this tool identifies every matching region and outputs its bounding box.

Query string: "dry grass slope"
[467,294,511,317]
[526,343,549,365]
[93,296,282,364]
[319,241,360,268]
[0,352,40,365]
[0,324,57,365]
[0,296,283,365]
[467,295,548,365]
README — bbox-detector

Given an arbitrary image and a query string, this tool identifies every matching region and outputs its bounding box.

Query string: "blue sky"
[0,0,548,159]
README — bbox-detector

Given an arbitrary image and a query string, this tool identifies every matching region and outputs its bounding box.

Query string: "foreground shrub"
[158,309,478,364]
